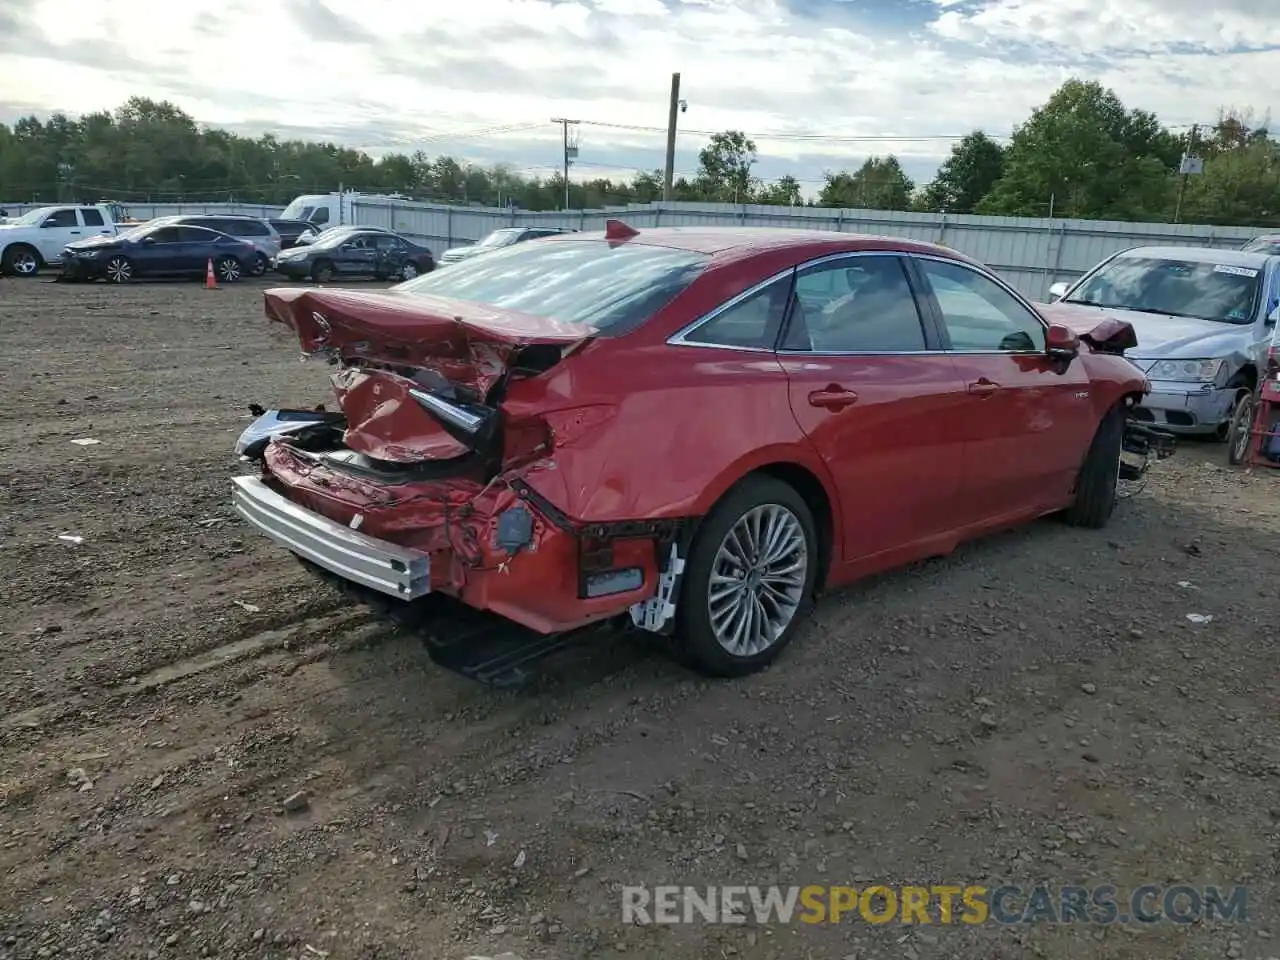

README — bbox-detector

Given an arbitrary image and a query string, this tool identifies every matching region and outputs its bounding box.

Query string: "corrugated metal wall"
[5,197,1268,300]
[351,200,1268,300]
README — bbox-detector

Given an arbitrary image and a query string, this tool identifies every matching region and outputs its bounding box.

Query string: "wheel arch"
[2,240,43,266]
[693,451,840,593]
[1229,362,1258,391]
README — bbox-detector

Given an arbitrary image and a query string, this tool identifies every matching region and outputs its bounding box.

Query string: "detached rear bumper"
[1121,419,1176,481]
[231,475,431,599]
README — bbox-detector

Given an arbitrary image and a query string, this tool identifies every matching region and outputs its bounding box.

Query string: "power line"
[575,119,1008,143]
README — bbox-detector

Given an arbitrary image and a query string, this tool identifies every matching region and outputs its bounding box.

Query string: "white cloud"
[0,0,1277,190]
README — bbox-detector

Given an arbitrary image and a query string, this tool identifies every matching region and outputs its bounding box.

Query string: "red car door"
[908,256,1097,524]
[777,253,971,569]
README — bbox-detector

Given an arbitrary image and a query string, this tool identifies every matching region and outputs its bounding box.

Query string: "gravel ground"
[2,275,1280,960]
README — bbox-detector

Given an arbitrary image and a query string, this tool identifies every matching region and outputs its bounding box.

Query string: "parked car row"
[1,202,583,282]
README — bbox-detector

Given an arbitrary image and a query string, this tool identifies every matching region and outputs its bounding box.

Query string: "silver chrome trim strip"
[666,265,796,348]
[409,388,485,432]
[231,475,430,600]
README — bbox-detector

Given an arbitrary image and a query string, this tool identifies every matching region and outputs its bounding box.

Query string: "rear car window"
[396,239,710,334]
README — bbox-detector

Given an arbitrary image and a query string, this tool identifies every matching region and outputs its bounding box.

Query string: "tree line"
[0,79,1275,226]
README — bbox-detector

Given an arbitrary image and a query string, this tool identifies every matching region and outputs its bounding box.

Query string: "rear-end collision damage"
[233,286,695,638]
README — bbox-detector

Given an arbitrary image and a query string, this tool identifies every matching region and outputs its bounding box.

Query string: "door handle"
[808,386,859,410]
[69,231,81,235]
[967,378,1000,397]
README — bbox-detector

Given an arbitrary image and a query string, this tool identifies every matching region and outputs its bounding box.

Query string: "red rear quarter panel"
[504,338,838,524]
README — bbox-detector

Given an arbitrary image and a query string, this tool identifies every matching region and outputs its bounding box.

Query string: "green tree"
[977,78,1179,221]
[695,130,758,201]
[1179,113,1280,226]
[757,174,803,205]
[818,156,914,210]
[917,132,1005,213]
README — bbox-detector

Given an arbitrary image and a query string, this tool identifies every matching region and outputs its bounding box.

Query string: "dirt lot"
[2,275,1280,960]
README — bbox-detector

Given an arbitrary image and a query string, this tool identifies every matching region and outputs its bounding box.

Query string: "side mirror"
[1267,302,1279,326]
[1046,323,1080,363]
[1048,281,1069,302]
[141,236,155,244]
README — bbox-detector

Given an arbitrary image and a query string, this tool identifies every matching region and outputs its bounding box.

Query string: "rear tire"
[250,252,269,277]
[675,475,818,678]
[1062,404,1124,529]
[215,255,242,283]
[104,255,133,284]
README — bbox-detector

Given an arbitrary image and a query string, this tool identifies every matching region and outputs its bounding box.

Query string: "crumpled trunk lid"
[263,287,595,463]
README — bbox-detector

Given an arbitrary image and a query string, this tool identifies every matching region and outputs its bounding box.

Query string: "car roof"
[545,225,978,266]
[1118,245,1275,268]
[183,214,266,223]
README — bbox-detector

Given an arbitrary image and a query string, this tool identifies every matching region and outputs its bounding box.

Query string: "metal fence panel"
[5,197,1267,299]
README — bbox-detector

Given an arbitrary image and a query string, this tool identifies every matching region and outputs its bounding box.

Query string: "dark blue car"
[59,222,256,283]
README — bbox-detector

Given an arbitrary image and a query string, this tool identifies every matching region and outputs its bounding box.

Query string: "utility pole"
[1173,123,1201,224]
[551,117,579,210]
[662,72,681,202]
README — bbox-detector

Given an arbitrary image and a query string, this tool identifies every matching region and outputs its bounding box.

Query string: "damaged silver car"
[1048,246,1280,438]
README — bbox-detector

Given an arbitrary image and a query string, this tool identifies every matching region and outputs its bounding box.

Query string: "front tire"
[1227,391,1256,465]
[311,260,334,283]
[104,255,134,284]
[675,475,818,677]
[1062,404,1124,528]
[2,244,41,278]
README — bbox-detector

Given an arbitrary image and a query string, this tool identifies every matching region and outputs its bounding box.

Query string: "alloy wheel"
[707,503,809,657]
[10,249,38,276]
[401,263,418,280]
[1230,393,1255,464]
[217,258,242,282]
[106,257,132,283]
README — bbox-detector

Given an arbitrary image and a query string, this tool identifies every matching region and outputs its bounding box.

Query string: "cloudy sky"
[0,0,1277,193]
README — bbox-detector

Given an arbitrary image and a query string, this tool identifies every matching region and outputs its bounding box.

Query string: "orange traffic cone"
[205,258,217,289]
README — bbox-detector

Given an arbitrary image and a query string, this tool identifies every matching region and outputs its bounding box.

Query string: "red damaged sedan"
[232,221,1173,678]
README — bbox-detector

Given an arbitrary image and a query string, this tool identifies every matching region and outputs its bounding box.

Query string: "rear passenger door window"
[782,255,927,353]
[914,258,1045,352]
[80,208,105,227]
[680,275,792,350]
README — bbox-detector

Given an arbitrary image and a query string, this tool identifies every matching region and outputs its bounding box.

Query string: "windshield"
[9,207,55,226]
[308,228,358,250]
[476,228,524,249]
[1242,237,1280,255]
[1065,256,1263,324]
[396,239,709,334]
[280,198,319,220]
